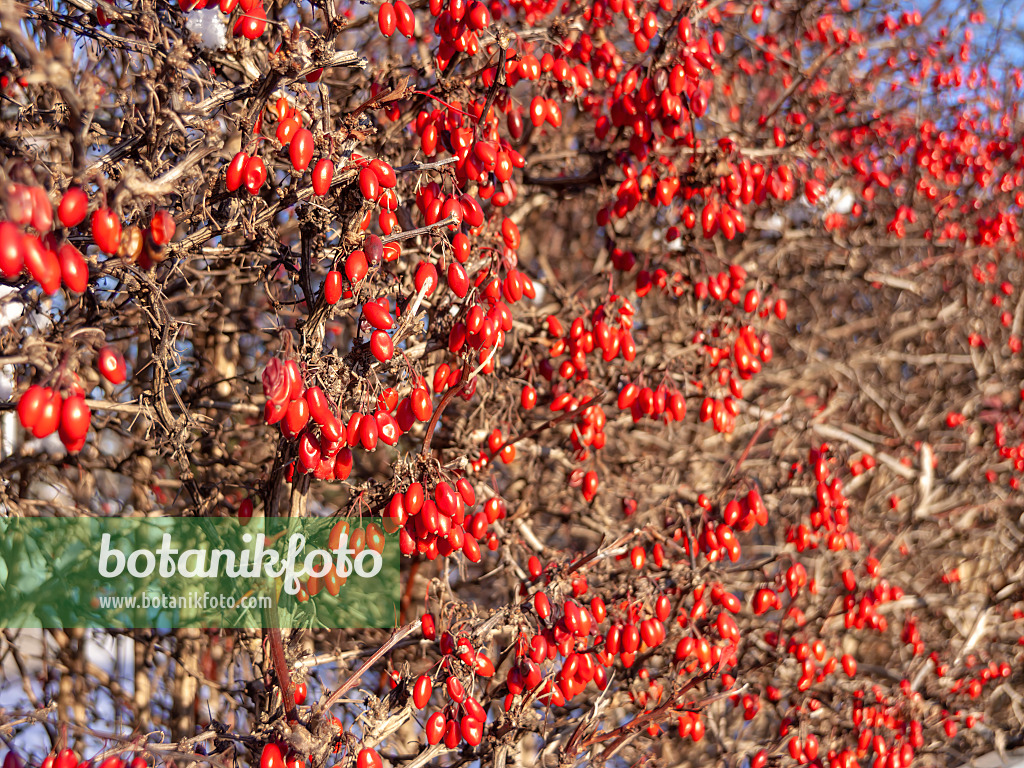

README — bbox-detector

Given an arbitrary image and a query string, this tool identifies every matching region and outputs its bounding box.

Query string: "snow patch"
[186,8,227,50]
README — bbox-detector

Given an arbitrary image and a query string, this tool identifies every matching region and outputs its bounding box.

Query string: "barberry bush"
[1,0,1023,766]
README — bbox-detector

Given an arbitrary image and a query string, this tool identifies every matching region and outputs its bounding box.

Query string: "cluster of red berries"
[385,479,502,562]
[406,615,494,747]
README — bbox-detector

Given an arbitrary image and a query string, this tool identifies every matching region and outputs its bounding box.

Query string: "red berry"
[412,674,432,708]
[346,250,368,283]
[55,243,88,293]
[91,208,122,255]
[355,748,381,768]
[259,744,283,768]
[60,393,91,441]
[359,167,380,200]
[313,158,334,195]
[54,750,78,768]
[149,210,175,245]
[370,159,397,187]
[378,2,396,36]
[58,187,89,228]
[415,261,438,295]
[17,384,47,429]
[363,300,393,330]
[234,3,267,38]
[98,346,127,384]
[425,712,446,744]
[370,330,394,361]
[410,388,432,421]
[359,413,379,450]
[277,117,300,146]
[226,151,249,191]
[245,156,268,195]
[32,387,61,439]
[447,262,469,297]
[290,128,314,171]
[0,221,25,277]
[460,716,483,746]
[324,270,342,304]
[394,0,414,35]
[23,235,61,294]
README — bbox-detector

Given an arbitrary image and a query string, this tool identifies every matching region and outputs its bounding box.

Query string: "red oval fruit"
[304,386,333,426]
[23,236,61,294]
[435,481,458,517]
[370,330,394,362]
[226,151,249,192]
[501,218,520,249]
[460,716,483,746]
[58,187,89,228]
[98,345,127,384]
[0,221,25,277]
[359,414,379,450]
[346,250,368,283]
[346,413,364,447]
[460,194,484,227]
[276,116,300,146]
[283,398,310,438]
[245,156,268,195]
[443,719,459,748]
[378,2,396,36]
[60,393,91,441]
[54,751,78,768]
[355,749,381,768]
[284,362,305,403]
[324,270,342,304]
[407,483,425,515]
[359,167,380,200]
[535,592,551,619]
[370,159,397,188]
[28,186,53,232]
[32,388,61,439]
[468,0,489,28]
[421,123,438,156]
[521,384,537,409]
[445,674,465,702]
[410,388,432,421]
[394,0,414,35]
[149,210,175,245]
[91,208,122,255]
[290,128,314,171]
[235,3,267,38]
[363,300,393,330]
[456,477,475,505]
[312,158,334,195]
[17,384,46,429]
[259,744,283,768]
[58,243,89,293]
[297,431,321,471]
[441,198,463,230]
[447,262,469,297]
[425,712,446,744]
[413,674,432,708]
